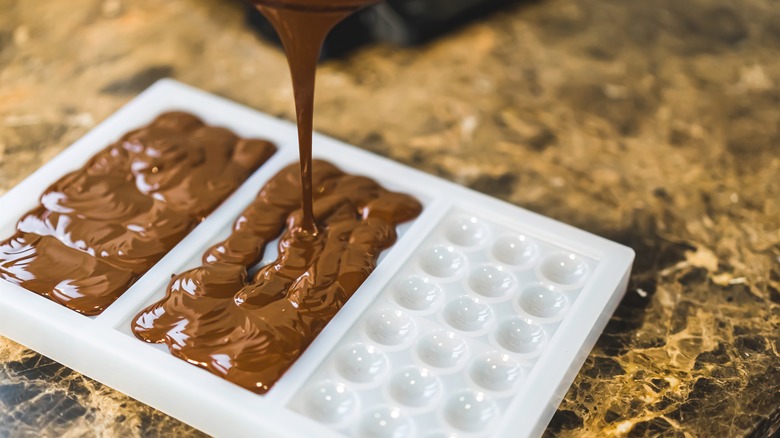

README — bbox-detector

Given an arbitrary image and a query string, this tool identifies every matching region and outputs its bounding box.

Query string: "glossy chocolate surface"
[132,160,422,394]
[0,112,277,315]
[130,0,420,395]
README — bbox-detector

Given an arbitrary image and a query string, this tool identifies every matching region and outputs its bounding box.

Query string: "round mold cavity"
[335,343,389,386]
[536,252,590,289]
[444,215,488,247]
[388,366,442,409]
[416,330,469,370]
[419,245,466,279]
[393,275,443,312]
[491,233,538,268]
[358,406,414,438]
[304,381,359,425]
[467,264,516,301]
[517,283,569,322]
[443,389,498,433]
[469,352,524,393]
[493,317,547,355]
[442,296,494,334]
[365,308,417,349]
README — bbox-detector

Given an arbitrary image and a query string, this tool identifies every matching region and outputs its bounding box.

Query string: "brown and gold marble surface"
[1,0,778,436]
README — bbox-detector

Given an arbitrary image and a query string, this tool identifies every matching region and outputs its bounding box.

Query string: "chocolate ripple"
[0,112,277,315]
[132,160,422,394]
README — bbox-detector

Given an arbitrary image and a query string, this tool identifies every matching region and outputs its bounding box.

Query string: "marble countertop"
[1,0,778,436]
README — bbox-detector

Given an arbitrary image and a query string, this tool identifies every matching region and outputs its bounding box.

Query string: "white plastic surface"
[289,213,610,437]
[0,80,634,438]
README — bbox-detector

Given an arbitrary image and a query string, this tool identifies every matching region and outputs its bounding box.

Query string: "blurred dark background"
[245,0,523,59]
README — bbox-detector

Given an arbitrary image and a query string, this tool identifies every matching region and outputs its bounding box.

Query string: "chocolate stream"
[253,0,380,232]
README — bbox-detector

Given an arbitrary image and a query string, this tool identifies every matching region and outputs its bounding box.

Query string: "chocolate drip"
[0,112,277,315]
[132,160,422,394]
[252,0,379,232]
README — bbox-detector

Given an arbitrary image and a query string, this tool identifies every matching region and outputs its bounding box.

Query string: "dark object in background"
[245,0,521,60]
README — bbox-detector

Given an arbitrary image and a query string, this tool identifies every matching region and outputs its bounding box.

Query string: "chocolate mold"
[0,80,633,438]
[289,210,600,436]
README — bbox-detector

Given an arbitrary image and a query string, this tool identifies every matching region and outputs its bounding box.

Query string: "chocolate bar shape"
[0,112,277,315]
[132,160,422,394]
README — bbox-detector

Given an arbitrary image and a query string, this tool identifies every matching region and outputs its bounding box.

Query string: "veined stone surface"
[0,0,778,436]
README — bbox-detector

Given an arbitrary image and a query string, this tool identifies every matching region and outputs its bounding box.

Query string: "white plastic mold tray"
[0,80,634,438]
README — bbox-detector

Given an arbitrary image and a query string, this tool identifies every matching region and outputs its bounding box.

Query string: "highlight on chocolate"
[0,112,277,316]
[132,160,423,394]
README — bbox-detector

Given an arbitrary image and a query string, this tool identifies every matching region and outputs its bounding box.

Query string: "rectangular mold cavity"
[112,207,426,402]
[0,88,285,318]
[0,80,634,438]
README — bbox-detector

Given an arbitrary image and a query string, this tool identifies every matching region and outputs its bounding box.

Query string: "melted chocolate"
[131,1,422,394]
[252,0,380,232]
[0,112,277,315]
[132,160,422,393]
